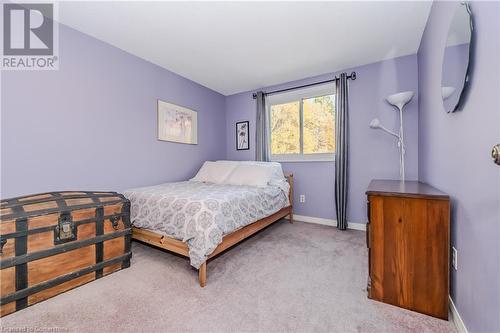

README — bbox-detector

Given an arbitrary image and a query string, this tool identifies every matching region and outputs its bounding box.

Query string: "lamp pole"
[370,91,414,182]
[398,106,405,181]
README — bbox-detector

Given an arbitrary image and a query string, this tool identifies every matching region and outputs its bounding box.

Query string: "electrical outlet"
[452,247,458,270]
[299,194,306,203]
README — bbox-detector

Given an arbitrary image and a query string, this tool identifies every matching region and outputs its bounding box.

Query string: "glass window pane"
[303,95,335,154]
[270,101,300,155]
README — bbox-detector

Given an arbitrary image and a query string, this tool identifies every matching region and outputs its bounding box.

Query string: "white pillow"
[223,164,274,187]
[190,161,236,183]
[241,162,289,194]
[218,161,285,182]
[239,161,285,182]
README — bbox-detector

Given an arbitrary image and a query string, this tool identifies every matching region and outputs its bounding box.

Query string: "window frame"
[267,83,336,163]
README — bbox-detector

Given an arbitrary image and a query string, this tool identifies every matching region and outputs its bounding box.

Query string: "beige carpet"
[0,221,455,333]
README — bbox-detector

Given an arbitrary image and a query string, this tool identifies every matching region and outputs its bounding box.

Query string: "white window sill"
[270,155,335,163]
[271,159,335,163]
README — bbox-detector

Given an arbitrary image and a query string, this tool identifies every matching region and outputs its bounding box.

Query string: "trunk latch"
[54,212,77,244]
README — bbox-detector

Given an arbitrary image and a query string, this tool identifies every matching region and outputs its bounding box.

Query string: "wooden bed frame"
[132,172,294,287]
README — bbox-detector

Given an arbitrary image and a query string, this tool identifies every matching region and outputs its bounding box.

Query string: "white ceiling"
[58,1,432,96]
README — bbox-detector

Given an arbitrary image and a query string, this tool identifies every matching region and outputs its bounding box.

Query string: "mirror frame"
[446,2,475,113]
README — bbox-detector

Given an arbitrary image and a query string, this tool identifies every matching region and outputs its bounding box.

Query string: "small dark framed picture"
[236,121,250,150]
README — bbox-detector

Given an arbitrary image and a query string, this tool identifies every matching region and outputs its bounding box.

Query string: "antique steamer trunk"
[0,191,131,317]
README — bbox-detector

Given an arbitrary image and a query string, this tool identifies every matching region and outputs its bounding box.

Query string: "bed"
[123,161,293,287]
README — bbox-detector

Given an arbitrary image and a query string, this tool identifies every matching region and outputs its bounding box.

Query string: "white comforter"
[124,181,289,268]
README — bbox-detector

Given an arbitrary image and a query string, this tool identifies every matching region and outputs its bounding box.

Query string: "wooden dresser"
[366,179,450,319]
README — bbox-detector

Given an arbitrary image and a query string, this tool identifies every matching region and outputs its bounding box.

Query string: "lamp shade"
[369,118,399,138]
[442,86,456,100]
[386,91,414,110]
[369,118,381,129]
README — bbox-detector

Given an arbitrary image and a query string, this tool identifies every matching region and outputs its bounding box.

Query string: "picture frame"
[157,100,198,145]
[236,121,250,150]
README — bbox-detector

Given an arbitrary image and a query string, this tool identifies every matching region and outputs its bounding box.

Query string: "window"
[267,84,335,162]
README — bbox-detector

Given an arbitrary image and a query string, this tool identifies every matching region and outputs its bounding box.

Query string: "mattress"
[123,181,289,268]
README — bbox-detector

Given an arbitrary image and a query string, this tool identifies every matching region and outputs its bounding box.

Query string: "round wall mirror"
[441,2,473,113]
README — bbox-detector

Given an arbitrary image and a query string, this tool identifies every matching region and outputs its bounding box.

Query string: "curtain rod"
[252,71,356,99]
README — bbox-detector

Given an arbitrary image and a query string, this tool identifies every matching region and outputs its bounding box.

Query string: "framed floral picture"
[236,121,249,150]
[157,100,198,145]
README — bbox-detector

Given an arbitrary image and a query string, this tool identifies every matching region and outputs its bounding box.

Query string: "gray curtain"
[335,73,349,230]
[255,91,269,161]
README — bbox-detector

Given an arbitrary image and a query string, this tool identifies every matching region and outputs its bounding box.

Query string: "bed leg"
[289,210,294,224]
[199,262,207,287]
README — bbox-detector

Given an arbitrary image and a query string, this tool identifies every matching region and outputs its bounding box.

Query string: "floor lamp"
[369,91,414,181]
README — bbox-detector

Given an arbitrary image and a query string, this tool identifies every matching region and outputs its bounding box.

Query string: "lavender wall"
[226,54,419,223]
[418,2,500,332]
[1,24,226,198]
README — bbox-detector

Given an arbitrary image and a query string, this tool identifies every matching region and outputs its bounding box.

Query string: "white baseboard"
[449,296,468,333]
[286,214,366,231]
